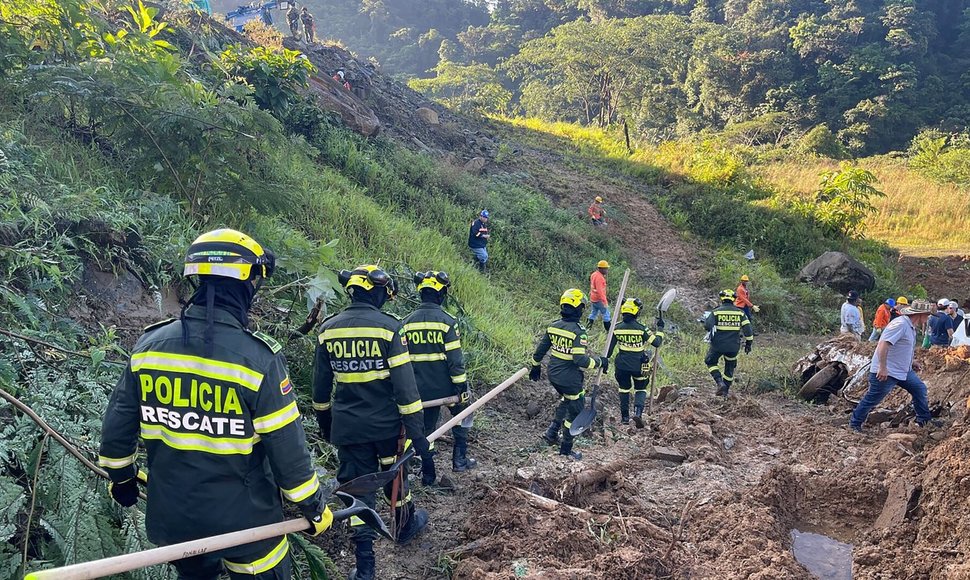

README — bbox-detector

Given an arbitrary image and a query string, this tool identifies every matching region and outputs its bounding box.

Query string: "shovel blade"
[568,407,596,436]
[460,413,474,429]
[332,497,392,540]
[334,449,415,496]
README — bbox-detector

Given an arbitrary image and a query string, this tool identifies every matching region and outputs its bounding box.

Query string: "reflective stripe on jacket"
[403,303,467,401]
[532,319,601,394]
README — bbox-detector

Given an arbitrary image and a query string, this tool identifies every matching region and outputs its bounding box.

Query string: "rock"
[648,445,688,463]
[928,431,947,441]
[463,156,487,173]
[696,423,713,438]
[763,446,781,457]
[798,251,876,293]
[525,400,542,419]
[873,478,916,528]
[416,107,439,125]
[656,385,675,403]
[677,387,698,398]
[516,467,537,480]
[723,436,736,450]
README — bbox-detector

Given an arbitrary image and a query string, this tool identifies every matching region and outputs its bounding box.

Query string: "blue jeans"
[868,328,883,342]
[470,246,487,265]
[850,371,931,429]
[587,301,611,322]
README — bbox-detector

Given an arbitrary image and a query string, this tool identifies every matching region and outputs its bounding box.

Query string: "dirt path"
[342,340,970,580]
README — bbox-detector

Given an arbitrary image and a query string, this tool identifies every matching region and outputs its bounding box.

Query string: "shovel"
[568,269,631,437]
[336,368,528,496]
[24,492,389,580]
[645,288,678,419]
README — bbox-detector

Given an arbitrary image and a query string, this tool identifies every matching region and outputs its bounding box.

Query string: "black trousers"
[337,436,413,541]
[705,347,739,386]
[173,536,291,579]
[615,368,649,416]
[423,403,469,451]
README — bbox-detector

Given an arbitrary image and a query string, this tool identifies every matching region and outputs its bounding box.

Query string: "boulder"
[463,157,487,173]
[416,107,440,125]
[798,251,875,293]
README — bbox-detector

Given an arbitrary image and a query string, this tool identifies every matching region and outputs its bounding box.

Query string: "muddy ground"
[351,340,970,580]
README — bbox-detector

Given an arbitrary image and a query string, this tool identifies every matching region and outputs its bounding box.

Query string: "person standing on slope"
[313,265,430,580]
[468,210,490,272]
[299,7,315,43]
[99,229,331,580]
[588,260,611,332]
[704,289,753,397]
[403,270,476,488]
[530,289,607,460]
[840,291,864,339]
[734,274,758,333]
[286,4,300,39]
[606,298,665,426]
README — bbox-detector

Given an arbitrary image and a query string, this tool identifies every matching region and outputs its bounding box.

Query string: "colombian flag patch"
[280,377,293,395]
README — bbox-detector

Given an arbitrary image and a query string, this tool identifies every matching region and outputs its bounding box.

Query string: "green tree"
[813,163,885,242]
[409,61,512,115]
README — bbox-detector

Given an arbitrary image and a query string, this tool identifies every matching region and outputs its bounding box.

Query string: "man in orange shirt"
[588,260,611,332]
[734,275,759,333]
[588,197,606,226]
[869,298,895,341]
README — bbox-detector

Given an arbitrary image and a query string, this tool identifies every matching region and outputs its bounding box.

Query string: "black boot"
[632,404,645,428]
[421,451,436,486]
[619,392,630,425]
[715,377,728,397]
[452,440,477,472]
[542,421,561,446]
[603,320,610,333]
[586,318,596,330]
[396,506,429,545]
[559,431,582,460]
[348,540,375,580]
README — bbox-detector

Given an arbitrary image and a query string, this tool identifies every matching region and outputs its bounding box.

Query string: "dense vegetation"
[257,0,970,155]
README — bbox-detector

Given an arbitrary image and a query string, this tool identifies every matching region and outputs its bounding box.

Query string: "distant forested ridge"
[213,0,970,154]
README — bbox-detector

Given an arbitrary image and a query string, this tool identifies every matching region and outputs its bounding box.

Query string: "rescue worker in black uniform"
[99,229,331,580]
[313,265,430,580]
[530,289,607,460]
[606,298,665,426]
[704,289,754,397]
[402,271,476,487]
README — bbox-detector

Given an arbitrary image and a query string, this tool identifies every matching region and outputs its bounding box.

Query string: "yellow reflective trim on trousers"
[617,387,633,394]
[707,366,720,372]
[281,472,320,503]
[550,351,572,360]
[563,420,572,428]
[561,390,584,401]
[224,537,289,574]
[379,455,396,465]
[444,340,461,351]
[253,401,300,434]
[387,352,411,368]
[724,355,738,361]
[745,337,754,342]
[398,400,423,415]
[451,374,467,384]
[393,492,412,508]
[409,352,447,363]
[548,327,577,340]
[98,452,136,469]
[320,327,394,343]
[139,423,256,455]
[335,369,390,383]
[723,374,734,381]
[312,401,331,411]
[403,321,450,333]
[131,352,264,392]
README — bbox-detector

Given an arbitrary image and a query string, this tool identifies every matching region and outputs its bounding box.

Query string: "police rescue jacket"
[606,317,664,373]
[313,302,425,446]
[531,317,602,395]
[704,303,753,353]
[402,303,467,402]
[98,306,324,547]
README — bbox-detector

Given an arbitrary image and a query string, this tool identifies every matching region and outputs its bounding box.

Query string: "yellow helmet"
[595,196,603,203]
[896,296,909,306]
[560,288,587,308]
[184,229,275,281]
[597,260,610,269]
[339,265,397,297]
[620,298,642,316]
[414,271,451,292]
[740,274,750,282]
[719,289,736,302]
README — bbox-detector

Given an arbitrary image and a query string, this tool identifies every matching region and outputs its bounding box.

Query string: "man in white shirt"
[850,302,936,432]
[840,290,864,339]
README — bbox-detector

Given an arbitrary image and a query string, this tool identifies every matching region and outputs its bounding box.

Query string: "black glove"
[529,365,541,381]
[457,384,470,405]
[109,478,139,507]
[412,436,431,459]
[600,356,609,373]
[744,341,752,354]
[316,410,332,441]
[655,317,665,330]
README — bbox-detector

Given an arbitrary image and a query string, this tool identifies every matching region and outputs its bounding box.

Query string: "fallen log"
[511,487,672,540]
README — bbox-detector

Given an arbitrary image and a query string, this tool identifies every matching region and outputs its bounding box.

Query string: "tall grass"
[759,158,970,256]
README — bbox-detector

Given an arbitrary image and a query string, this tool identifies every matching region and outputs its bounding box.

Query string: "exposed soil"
[349,339,970,580]
[898,255,970,305]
